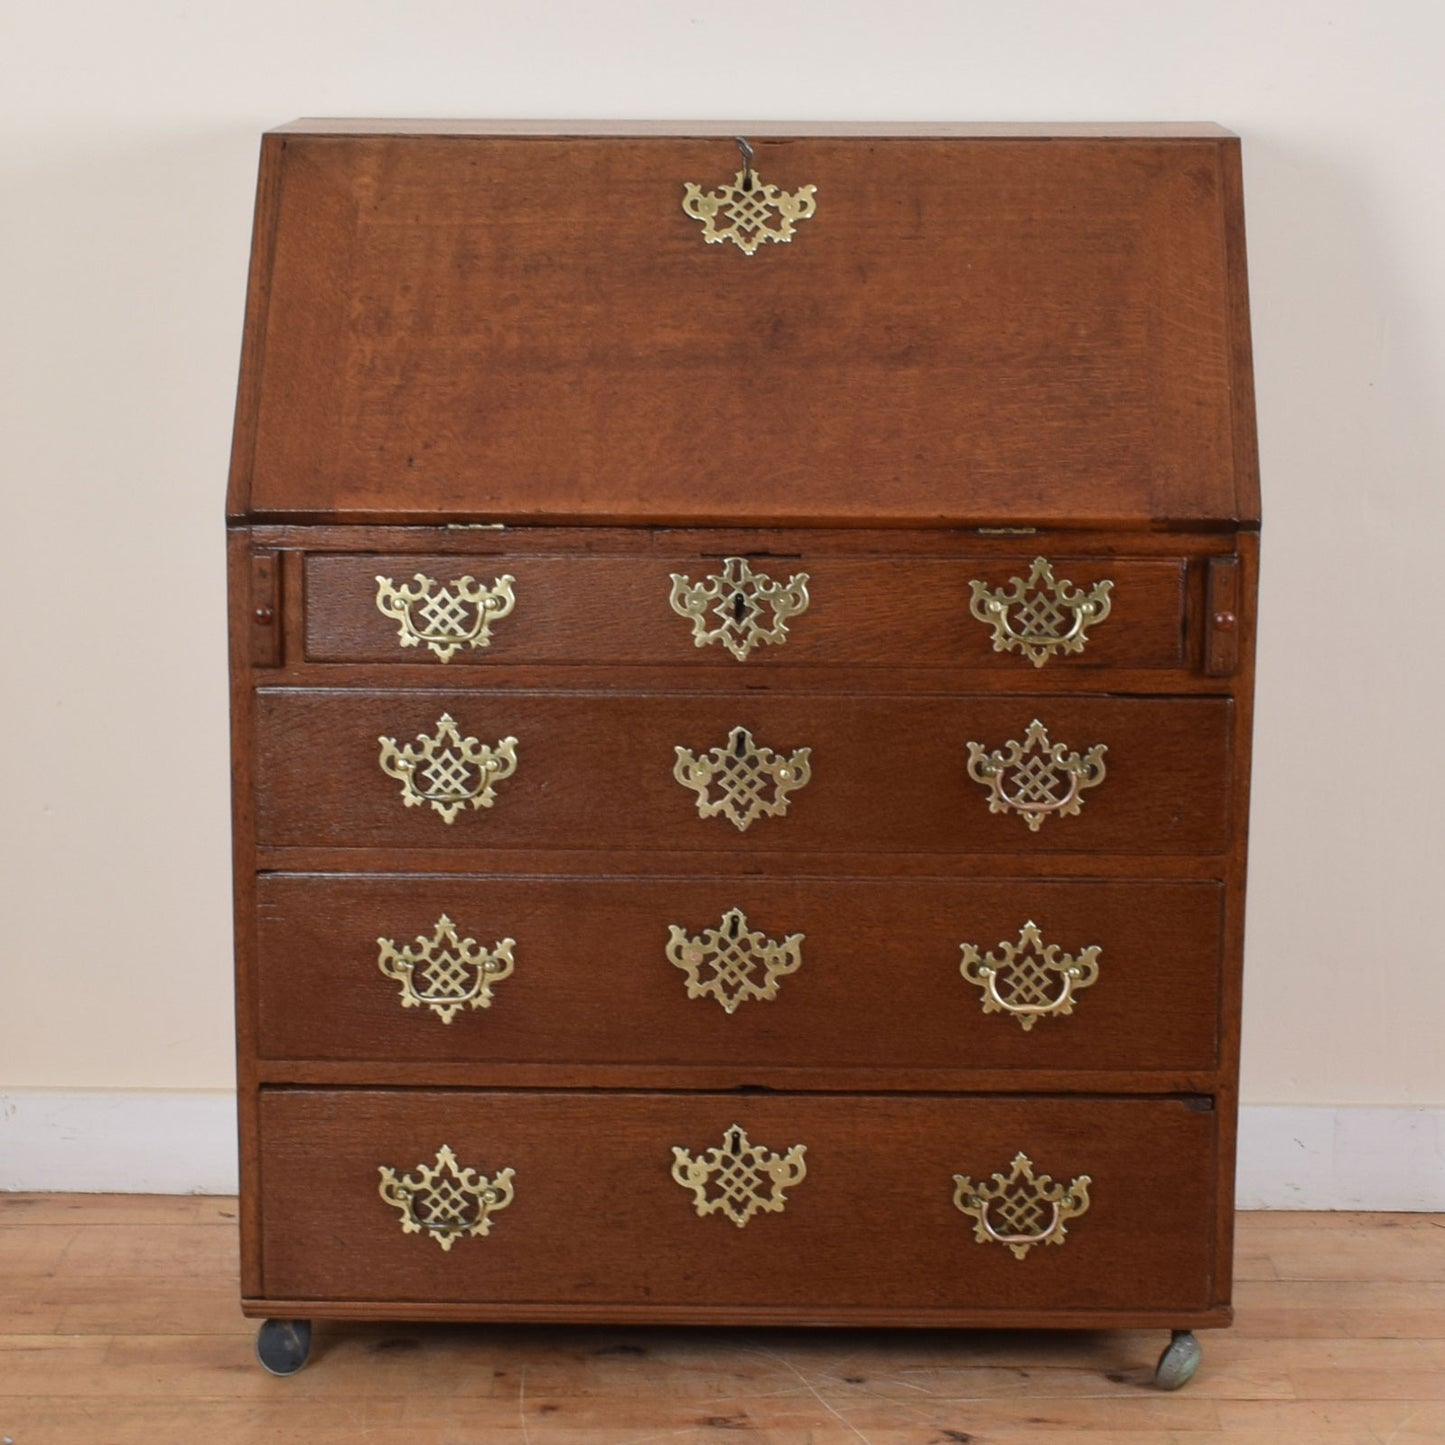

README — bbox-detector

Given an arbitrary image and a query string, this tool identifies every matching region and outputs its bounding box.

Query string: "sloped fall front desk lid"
[228,122,1258,531]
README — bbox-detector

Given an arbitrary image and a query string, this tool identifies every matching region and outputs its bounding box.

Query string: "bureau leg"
[255,1318,312,1375]
[1153,1329,1201,1390]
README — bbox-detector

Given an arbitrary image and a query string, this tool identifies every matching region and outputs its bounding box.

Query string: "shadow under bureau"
[226,121,1259,1388]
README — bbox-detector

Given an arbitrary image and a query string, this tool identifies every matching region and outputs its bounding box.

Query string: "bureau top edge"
[269,119,1238,139]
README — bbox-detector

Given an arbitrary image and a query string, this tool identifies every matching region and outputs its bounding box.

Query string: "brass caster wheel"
[1153,1329,1201,1391]
[256,1318,312,1375]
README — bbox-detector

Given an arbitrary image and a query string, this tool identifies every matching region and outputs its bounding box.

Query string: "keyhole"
[728,1129,743,1154]
[731,592,748,623]
[733,731,748,758]
[728,914,741,940]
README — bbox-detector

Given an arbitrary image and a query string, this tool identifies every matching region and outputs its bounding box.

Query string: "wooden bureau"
[227,121,1259,1388]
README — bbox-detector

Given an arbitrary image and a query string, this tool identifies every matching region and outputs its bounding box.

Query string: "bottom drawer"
[257,1090,1218,1315]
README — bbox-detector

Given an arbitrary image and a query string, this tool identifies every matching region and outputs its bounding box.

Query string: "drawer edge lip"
[241,1296,1234,1329]
[249,1066,1228,1093]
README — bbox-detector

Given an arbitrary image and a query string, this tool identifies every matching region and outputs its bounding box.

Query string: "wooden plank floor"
[0,1198,1441,1443]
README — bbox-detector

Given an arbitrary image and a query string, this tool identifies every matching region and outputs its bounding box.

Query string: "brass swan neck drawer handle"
[674,725,811,832]
[377,1145,515,1251]
[682,139,817,255]
[965,718,1106,831]
[667,908,804,1013]
[968,556,1113,667]
[375,573,516,662]
[952,1152,1092,1260]
[378,713,518,824]
[669,557,810,661]
[672,1124,808,1228]
[959,922,1101,1030]
[377,915,516,1024]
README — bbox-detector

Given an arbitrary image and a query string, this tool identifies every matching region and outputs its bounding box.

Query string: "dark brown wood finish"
[230,134,1251,529]
[308,553,1186,670]
[253,690,1231,856]
[254,875,1222,1072]
[227,125,1258,1354]
[258,1090,1218,1312]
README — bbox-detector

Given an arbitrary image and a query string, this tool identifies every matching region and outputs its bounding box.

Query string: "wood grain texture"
[257,1090,1218,1313]
[11,1202,1435,1444]
[254,874,1222,1074]
[253,690,1232,856]
[225,128,1260,1359]
[309,552,1185,670]
[231,134,1250,528]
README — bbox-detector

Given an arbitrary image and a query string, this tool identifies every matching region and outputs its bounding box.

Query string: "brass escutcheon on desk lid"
[674,725,811,832]
[672,1124,808,1228]
[377,712,518,824]
[377,914,516,1025]
[959,922,1101,1030]
[375,573,516,662]
[952,1152,1092,1260]
[965,719,1106,831]
[682,137,817,255]
[667,908,804,1014]
[377,1144,515,1251]
[968,557,1113,668]
[669,557,810,661]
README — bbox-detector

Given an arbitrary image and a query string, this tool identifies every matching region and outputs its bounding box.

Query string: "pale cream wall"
[2,1,1441,1103]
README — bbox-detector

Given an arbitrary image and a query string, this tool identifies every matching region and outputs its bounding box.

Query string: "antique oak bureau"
[227,121,1259,1386]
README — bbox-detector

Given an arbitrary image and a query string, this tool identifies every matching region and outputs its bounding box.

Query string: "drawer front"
[256,876,1221,1072]
[258,1089,1217,1310]
[308,553,1186,671]
[254,691,1231,855]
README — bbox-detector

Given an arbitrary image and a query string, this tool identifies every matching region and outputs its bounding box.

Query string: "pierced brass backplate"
[375,573,516,662]
[682,170,817,254]
[377,713,518,825]
[667,908,804,1013]
[952,1152,1092,1260]
[377,1144,515,1251]
[671,1124,808,1228]
[968,557,1113,667]
[959,921,1101,1030]
[674,725,811,832]
[965,719,1107,831]
[669,557,810,661]
[377,915,516,1025]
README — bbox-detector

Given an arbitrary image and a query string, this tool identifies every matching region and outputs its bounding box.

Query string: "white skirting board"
[1,1091,1443,1209]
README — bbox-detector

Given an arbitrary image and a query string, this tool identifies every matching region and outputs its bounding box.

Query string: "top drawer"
[305,552,1186,671]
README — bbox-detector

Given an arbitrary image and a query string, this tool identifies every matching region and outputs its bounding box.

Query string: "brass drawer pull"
[966,718,1106,831]
[952,1152,1092,1260]
[959,922,1101,1030]
[968,557,1113,667]
[377,1145,515,1251]
[378,712,518,824]
[674,725,811,832]
[667,908,804,1013]
[672,1124,807,1228]
[377,915,516,1025]
[375,572,516,662]
[682,140,817,255]
[669,557,810,661]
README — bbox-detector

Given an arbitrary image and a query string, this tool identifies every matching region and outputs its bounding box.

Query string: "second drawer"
[255,875,1222,1073]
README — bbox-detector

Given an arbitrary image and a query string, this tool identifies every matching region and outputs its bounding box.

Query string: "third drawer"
[256,875,1221,1073]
